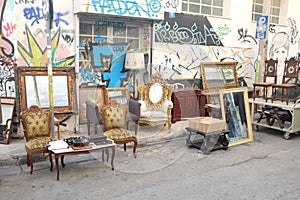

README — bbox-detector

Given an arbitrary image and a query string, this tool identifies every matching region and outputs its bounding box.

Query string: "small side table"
[49,142,115,180]
[185,127,229,154]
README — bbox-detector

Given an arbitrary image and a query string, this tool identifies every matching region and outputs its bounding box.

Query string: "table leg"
[55,154,60,181]
[61,155,65,167]
[111,146,115,170]
[49,152,53,172]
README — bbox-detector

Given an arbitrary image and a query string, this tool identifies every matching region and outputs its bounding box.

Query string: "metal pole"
[43,0,55,137]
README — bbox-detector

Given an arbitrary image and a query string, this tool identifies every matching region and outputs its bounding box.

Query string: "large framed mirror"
[219,87,253,146]
[200,62,238,90]
[15,67,75,115]
[0,97,16,144]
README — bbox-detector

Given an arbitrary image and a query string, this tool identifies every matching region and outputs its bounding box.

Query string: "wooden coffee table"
[49,141,116,180]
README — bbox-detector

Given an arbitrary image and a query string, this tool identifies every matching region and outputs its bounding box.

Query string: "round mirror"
[149,83,163,104]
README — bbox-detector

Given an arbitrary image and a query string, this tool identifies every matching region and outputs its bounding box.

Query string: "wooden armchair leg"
[29,153,33,174]
[133,141,137,158]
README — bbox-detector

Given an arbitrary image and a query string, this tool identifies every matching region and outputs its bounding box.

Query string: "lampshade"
[124,52,145,70]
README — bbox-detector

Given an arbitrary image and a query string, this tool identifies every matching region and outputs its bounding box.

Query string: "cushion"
[104,128,137,143]
[23,111,51,139]
[101,104,127,130]
[25,136,57,152]
[140,110,167,118]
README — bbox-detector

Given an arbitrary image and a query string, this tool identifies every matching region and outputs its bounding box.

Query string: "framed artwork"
[15,67,75,115]
[79,86,105,124]
[105,87,130,105]
[0,97,16,144]
[219,87,253,146]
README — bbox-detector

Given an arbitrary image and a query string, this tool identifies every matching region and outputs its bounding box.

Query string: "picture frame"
[105,87,130,105]
[0,97,16,144]
[15,67,75,115]
[79,86,105,124]
[200,61,238,90]
[219,87,253,146]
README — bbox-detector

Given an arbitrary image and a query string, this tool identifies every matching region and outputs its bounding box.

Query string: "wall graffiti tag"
[287,18,298,45]
[90,0,163,19]
[155,13,223,46]
[237,28,257,44]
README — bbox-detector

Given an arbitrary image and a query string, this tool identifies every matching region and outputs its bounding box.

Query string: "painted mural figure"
[269,32,290,84]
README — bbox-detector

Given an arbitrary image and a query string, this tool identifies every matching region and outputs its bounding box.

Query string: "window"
[79,20,143,51]
[182,0,224,17]
[252,0,281,24]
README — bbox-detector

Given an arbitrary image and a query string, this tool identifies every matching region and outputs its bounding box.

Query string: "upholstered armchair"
[137,72,174,131]
[20,105,57,174]
[105,87,141,135]
[101,102,137,158]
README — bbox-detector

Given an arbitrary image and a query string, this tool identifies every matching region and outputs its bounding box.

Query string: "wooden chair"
[20,105,57,174]
[271,57,299,104]
[253,59,278,102]
[101,102,137,158]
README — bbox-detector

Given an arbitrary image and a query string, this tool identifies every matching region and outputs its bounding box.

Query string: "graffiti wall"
[0,0,75,97]
[74,0,165,20]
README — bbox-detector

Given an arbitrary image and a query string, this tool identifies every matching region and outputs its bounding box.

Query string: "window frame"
[182,0,224,17]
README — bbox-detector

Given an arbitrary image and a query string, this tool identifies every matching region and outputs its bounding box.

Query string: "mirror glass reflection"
[149,83,163,103]
[201,62,238,90]
[219,87,253,146]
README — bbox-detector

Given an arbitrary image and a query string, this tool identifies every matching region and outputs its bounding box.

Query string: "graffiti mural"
[0,0,16,96]
[155,13,223,46]
[17,25,75,66]
[153,43,256,87]
[79,43,130,88]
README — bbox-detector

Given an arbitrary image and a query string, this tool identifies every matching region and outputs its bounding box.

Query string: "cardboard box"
[189,117,225,133]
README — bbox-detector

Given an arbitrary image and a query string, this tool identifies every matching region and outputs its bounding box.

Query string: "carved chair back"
[20,105,52,142]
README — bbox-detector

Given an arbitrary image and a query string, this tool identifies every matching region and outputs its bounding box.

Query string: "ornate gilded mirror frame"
[200,61,238,90]
[15,67,75,115]
[139,73,173,111]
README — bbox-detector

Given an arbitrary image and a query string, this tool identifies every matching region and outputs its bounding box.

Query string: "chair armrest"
[128,98,141,117]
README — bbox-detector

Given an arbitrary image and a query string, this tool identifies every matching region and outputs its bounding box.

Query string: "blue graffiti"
[53,11,70,27]
[92,43,129,87]
[23,6,43,26]
[91,0,162,18]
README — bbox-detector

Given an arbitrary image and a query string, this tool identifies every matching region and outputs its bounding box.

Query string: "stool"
[185,127,229,154]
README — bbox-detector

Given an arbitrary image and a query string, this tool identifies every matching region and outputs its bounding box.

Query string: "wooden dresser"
[171,88,205,123]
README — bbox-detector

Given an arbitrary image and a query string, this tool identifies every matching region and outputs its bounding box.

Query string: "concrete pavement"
[1,121,300,199]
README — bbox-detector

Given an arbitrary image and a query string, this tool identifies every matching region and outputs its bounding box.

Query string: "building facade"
[1,0,299,131]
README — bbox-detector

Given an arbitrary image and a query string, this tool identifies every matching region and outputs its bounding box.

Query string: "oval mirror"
[149,83,163,104]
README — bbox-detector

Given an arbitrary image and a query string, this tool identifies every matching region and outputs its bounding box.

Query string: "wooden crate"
[189,117,225,133]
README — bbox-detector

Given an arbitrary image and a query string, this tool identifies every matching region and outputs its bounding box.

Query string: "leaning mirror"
[0,97,16,144]
[219,87,253,146]
[15,67,75,115]
[200,62,238,90]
